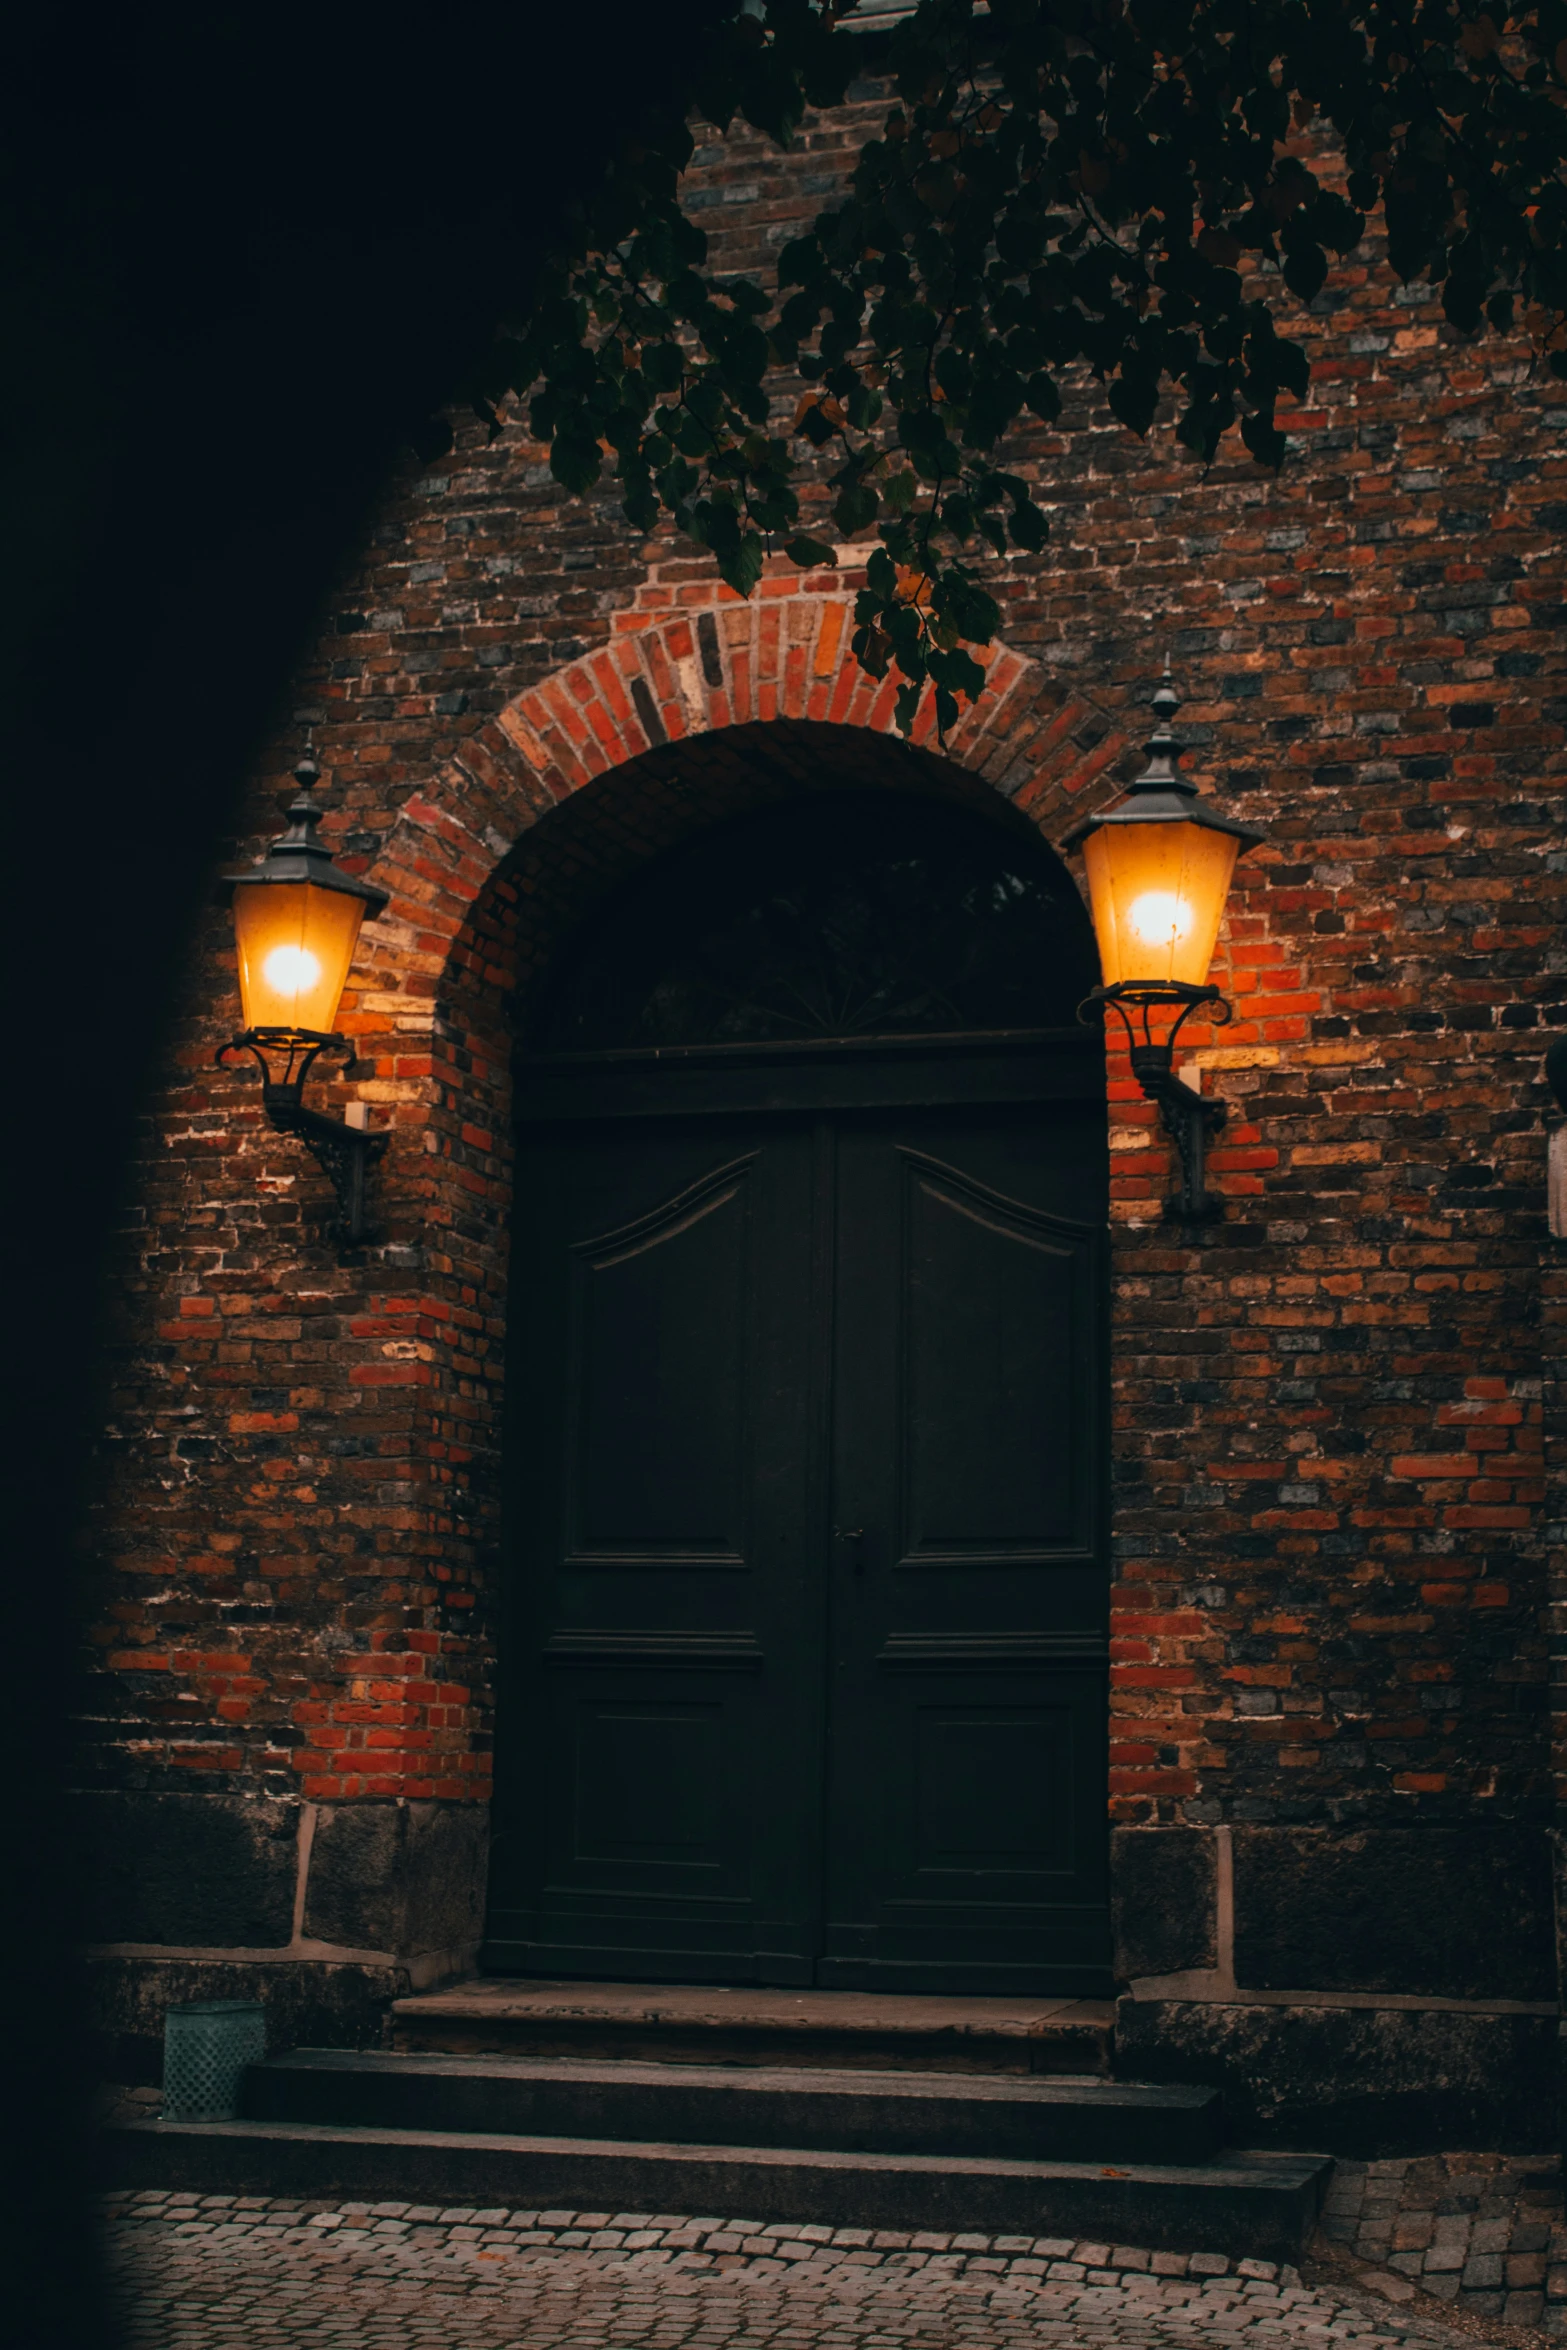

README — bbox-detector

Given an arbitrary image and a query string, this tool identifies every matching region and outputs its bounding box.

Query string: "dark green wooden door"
[488,1115,825,1982]
[486,1079,1110,1994]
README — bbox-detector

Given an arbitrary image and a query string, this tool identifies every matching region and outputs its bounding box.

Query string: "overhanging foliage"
[465,0,1567,731]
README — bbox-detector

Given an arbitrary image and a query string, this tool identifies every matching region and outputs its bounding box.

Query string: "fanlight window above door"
[535,792,1098,1053]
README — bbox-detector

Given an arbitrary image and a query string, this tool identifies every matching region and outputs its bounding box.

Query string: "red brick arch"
[358,577,1131,996]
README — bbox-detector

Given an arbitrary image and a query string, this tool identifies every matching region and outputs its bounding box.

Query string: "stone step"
[243,2050,1223,2164]
[391,1980,1116,2075]
[102,2116,1332,2263]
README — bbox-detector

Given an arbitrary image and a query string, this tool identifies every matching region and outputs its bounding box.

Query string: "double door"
[487,1055,1110,1993]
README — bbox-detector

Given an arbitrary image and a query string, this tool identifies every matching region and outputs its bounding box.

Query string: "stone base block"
[1116,1997,1558,2156]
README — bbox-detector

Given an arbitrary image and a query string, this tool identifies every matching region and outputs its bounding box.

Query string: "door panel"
[566,1160,752,1561]
[487,1119,823,1981]
[900,1154,1090,1562]
[571,1696,726,1871]
[822,1110,1109,1993]
[914,1702,1073,1875]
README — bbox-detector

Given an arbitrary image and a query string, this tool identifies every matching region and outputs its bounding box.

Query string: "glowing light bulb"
[1125,891,1192,951]
[262,944,322,997]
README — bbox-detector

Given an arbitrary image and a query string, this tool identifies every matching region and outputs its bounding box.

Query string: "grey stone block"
[1114,1998,1557,2156]
[303,1801,486,1958]
[1110,1830,1217,1982]
[1232,1826,1554,2001]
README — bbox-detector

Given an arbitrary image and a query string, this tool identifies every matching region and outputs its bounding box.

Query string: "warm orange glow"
[232,880,366,1033]
[1082,819,1238,990]
[1124,889,1193,954]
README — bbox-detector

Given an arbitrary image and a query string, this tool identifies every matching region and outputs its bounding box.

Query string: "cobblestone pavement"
[105,2189,1533,2350]
[1319,2156,1566,2333]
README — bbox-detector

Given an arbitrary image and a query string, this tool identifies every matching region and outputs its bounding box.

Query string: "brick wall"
[81,66,1565,2132]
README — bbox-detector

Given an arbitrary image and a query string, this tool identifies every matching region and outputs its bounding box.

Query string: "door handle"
[834,1527,866,1572]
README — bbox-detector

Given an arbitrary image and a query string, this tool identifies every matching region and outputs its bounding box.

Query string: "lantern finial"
[267,753,337,867]
[1132,661,1191,801]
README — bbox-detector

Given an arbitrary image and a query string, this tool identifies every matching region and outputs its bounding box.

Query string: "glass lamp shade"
[232,879,367,1035]
[1081,817,1239,991]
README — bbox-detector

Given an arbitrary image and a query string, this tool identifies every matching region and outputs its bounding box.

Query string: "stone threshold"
[391,1979,1116,2073]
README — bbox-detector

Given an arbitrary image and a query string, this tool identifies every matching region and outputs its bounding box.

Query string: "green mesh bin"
[162,2000,267,2122]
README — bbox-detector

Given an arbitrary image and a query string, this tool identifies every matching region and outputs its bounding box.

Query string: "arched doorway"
[485,776,1111,1996]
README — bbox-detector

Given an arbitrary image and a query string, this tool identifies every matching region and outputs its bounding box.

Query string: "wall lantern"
[216,757,388,1243]
[1065,668,1264,1221]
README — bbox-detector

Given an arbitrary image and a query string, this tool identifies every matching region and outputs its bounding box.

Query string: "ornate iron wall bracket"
[1130,1045,1228,1221]
[217,1028,385,1244]
[262,1091,386,1243]
[1081,980,1231,1222]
